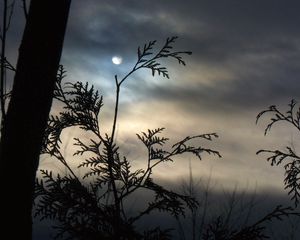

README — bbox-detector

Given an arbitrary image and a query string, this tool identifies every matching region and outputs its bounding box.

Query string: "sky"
[49,0,300,193]
[3,0,300,237]
[5,0,300,190]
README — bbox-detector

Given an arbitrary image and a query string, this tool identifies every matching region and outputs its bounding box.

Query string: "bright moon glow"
[112,56,123,65]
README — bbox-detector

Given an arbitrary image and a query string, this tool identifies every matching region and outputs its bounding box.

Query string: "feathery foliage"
[202,205,300,240]
[35,37,221,239]
[256,100,300,207]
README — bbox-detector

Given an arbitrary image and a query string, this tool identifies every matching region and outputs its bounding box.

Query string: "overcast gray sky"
[43,0,300,194]
[4,0,299,238]
[5,0,300,208]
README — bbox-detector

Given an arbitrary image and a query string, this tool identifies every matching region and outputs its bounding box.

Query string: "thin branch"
[256,100,300,135]
[111,75,120,143]
[6,0,15,31]
[22,0,28,20]
[54,149,80,182]
[3,57,16,71]
[257,100,300,207]
[250,205,299,229]
[0,0,8,125]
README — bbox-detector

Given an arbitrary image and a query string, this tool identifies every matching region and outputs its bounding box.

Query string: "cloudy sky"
[5,0,300,238]
[43,0,300,193]
[5,0,300,211]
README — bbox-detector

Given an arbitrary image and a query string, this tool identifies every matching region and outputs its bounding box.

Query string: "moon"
[112,56,123,65]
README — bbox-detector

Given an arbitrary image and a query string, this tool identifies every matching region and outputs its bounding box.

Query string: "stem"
[111,75,120,143]
[0,0,8,127]
[107,40,187,234]
[119,150,177,201]
[107,146,121,239]
[108,76,122,237]
[55,150,80,181]
[107,75,121,239]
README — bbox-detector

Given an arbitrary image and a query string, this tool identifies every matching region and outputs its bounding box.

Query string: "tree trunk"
[0,0,71,239]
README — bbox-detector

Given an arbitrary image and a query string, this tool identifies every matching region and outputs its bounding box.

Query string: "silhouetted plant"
[0,0,28,125]
[0,0,16,126]
[35,37,221,239]
[177,164,300,240]
[256,100,300,207]
[202,205,300,240]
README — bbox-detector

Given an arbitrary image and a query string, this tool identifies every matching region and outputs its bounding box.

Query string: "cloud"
[6,0,300,207]
[62,0,300,114]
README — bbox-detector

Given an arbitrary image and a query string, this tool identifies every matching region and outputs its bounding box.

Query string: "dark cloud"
[60,0,300,113]
[33,179,300,239]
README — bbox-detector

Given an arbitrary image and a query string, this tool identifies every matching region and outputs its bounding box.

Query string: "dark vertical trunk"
[0,0,71,239]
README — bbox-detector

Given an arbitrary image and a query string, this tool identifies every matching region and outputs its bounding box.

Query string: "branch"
[256,99,300,135]
[22,0,28,20]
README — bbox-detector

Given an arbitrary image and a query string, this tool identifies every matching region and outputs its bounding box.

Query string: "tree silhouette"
[177,168,300,240]
[194,99,300,239]
[34,37,221,239]
[257,100,300,207]
[201,205,299,240]
[0,0,71,239]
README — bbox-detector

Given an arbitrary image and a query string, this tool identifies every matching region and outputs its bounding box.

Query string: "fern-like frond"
[129,178,198,222]
[257,146,300,206]
[136,128,169,148]
[256,99,300,135]
[136,36,192,79]
[42,77,103,156]
[171,134,221,160]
